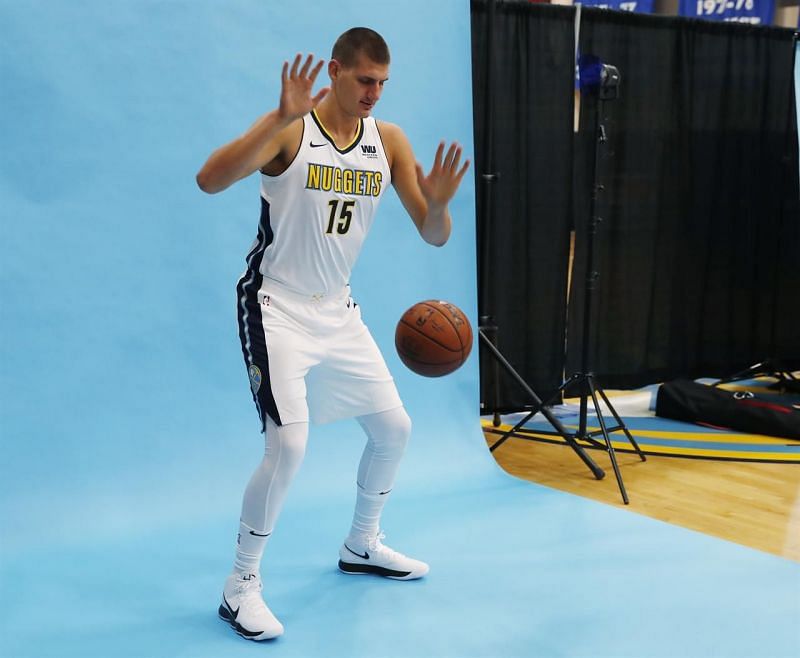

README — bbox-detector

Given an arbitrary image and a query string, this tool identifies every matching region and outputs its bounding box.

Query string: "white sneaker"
[218,572,284,640]
[338,531,429,580]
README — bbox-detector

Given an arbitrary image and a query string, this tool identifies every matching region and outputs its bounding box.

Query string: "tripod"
[712,359,800,394]
[475,0,607,485]
[484,80,647,505]
[537,88,645,504]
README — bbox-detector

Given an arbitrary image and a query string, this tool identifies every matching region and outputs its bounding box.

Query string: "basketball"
[395,300,473,377]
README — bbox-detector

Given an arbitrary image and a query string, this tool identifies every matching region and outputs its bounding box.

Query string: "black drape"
[471,1,576,408]
[472,2,800,412]
[567,10,800,387]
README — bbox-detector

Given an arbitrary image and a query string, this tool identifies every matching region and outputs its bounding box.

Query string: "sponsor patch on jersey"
[248,365,263,395]
[360,144,378,159]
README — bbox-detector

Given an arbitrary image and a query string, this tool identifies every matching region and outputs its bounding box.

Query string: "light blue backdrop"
[2,3,799,657]
[0,0,483,552]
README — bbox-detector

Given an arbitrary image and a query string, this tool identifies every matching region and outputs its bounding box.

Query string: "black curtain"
[471,1,576,409]
[472,2,800,412]
[568,10,800,387]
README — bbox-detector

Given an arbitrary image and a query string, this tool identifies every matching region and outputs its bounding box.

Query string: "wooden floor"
[484,428,800,561]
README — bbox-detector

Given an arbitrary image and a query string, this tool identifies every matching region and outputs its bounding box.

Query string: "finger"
[444,142,458,169]
[415,162,425,184]
[281,61,289,84]
[311,86,330,106]
[289,53,302,79]
[309,58,325,83]
[432,141,445,170]
[450,145,462,172]
[456,159,471,183]
[299,53,314,79]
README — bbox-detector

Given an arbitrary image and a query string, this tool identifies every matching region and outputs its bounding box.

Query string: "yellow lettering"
[306,164,321,190]
[321,165,333,192]
[305,165,381,197]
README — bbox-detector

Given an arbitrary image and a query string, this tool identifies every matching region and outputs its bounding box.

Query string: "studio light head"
[578,54,621,100]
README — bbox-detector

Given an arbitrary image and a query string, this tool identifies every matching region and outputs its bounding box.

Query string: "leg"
[235,418,309,573]
[338,406,428,580]
[220,419,308,641]
[348,406,411,539]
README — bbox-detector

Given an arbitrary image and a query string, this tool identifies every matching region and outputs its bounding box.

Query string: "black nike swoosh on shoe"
[220,604,268,639]
[344,544,369,560]
[249,530,271,537]
[236,624,267,638]
[222,595,239,620]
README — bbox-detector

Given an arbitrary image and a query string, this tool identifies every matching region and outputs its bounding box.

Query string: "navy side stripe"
[236,196,280,429]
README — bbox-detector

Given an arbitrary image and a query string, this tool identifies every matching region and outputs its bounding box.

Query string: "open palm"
[279,54,329,121]
[416,142,471,209]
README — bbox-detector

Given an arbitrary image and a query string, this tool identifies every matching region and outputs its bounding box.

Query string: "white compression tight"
[234,406,412,575]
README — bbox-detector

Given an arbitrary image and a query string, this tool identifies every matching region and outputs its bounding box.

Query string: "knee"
[362,406,412,454]
[389,408,412,445]
[265,421,309,473]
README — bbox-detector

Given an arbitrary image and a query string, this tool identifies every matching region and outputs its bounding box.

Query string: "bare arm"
[382,123,470,246]
[196,54,329,194]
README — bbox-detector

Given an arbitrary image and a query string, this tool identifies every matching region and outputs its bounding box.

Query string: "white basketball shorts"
[236,273,403,428]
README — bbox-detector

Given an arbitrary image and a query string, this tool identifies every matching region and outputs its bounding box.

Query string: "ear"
[328,59,340,81]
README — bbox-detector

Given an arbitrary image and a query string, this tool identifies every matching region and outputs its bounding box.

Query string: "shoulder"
[375,120,413,168]
[278,117,305,153]
[375,120,405,146]
[261,117,305,175]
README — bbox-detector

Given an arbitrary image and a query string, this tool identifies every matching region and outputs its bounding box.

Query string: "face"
[330,53,389,118]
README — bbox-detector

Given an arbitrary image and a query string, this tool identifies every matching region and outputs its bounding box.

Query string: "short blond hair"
[332,27,390,67]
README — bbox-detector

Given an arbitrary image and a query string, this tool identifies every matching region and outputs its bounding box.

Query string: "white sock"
[234,520,272,575]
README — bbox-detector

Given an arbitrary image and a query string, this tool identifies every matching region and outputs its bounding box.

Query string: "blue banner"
[678,0,775,25]
[579,0,655,12]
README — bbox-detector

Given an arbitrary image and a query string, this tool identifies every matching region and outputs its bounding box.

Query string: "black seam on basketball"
[420,301,464,338]
[398,318,463,352]
[396,348,463,366]
[417,302,470,352]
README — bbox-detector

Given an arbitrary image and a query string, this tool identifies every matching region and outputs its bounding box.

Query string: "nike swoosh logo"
[310,142,328,148]
[345,544,369,560]
[356,482,390,495]
[223,595,239,620]
[249,530,271,537]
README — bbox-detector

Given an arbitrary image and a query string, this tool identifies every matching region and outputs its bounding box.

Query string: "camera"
[578,55,621,100]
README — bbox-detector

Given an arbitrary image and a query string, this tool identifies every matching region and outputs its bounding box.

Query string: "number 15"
[326,199,355,235]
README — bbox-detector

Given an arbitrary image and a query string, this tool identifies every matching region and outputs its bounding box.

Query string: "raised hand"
[278,54,329,122]
[415,142,471,211]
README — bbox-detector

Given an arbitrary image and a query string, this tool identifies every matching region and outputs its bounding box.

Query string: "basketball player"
[196,27,469,640]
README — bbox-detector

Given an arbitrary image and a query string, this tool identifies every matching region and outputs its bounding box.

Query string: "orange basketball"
[394,300,473,377]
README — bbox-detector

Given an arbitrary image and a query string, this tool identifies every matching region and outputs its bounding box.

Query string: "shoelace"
[235,575,266,612]
[367,531,407,560]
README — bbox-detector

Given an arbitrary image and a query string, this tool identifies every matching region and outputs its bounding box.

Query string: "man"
[196,27,469,641]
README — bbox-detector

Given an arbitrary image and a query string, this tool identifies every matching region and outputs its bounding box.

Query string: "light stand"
[488,57,647,505]
[476,0,604,482]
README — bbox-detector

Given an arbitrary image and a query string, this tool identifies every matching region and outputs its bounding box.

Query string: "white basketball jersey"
[247,110,391,297]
